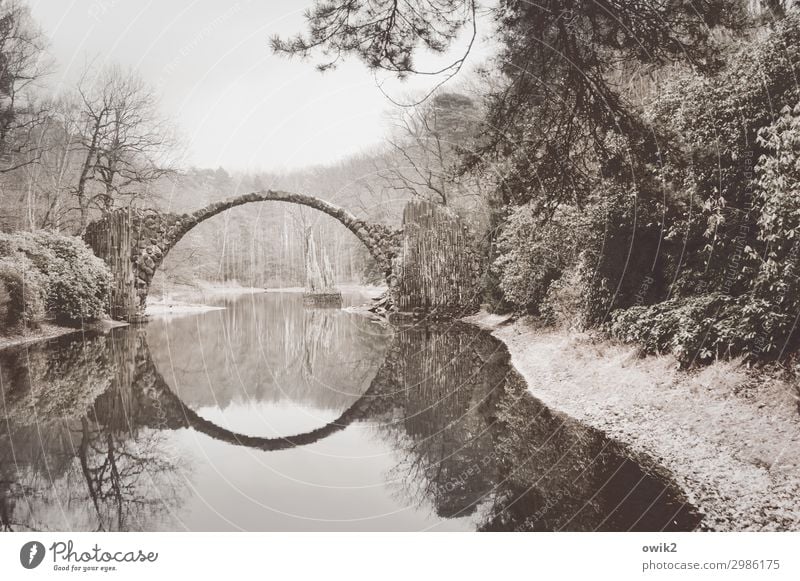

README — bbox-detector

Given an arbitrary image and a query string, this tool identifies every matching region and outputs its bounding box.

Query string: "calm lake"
[0,291,701,531]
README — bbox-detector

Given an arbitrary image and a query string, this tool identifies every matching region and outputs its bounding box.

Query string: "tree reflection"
[145,292,390,412]
[372,323,503,520]
[368,323,702,531]
[0,330,187,531]
[0,305,701,532]
[75,416,184,532]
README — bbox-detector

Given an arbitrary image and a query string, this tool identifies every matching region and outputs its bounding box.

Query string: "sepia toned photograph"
[1,0,799,547]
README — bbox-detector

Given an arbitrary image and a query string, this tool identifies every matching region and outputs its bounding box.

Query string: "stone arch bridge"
[84,191,481,321]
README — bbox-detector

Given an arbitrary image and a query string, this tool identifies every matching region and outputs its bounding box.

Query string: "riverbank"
[0,323,80,350]
[0,319,127,351]
[465,312,800,531]
[146,282,267,316]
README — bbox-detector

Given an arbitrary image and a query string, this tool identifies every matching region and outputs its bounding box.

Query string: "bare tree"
[70,65,178,231]
[11,95,82,230]
[382,105,451,205]
[379,92,487,217]
[0,0,49,174]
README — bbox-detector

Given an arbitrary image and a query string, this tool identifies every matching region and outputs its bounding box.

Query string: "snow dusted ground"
[464,311,800,531]
[145,284,266,317]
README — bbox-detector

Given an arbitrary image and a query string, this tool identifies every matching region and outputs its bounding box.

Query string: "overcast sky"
[28,0,494,172]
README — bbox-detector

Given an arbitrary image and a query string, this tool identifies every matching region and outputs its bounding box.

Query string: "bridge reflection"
[0,311,701,531]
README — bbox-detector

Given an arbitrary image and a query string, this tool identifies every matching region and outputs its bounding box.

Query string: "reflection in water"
[0,332,185,531]
[145,292,385,412]
[0,292,702,531]
[368,323,700,531]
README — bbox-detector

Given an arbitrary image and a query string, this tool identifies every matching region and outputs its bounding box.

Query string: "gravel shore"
[464,312,800,531]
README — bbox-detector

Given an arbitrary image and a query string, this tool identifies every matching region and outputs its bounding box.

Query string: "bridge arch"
[151,384,380,451]
[183,191,401,276]
[131,336,389,451]
[84,190,402,321]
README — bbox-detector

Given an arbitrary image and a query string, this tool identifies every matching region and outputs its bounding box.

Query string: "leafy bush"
[540,263,592,330]
[494,204,580,312]
[479,265,514,314]
[747,102,800,340]
[644,14,800,297]
[0,231,110,325]
[28,231,111,322]
[601,18,800,364]
[0,256,47,332]
[608,294,739,365]
[607,99,800,365]
[607,291,796,366]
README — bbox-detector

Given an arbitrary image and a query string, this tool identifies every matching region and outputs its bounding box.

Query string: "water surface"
[0,291,701,531]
